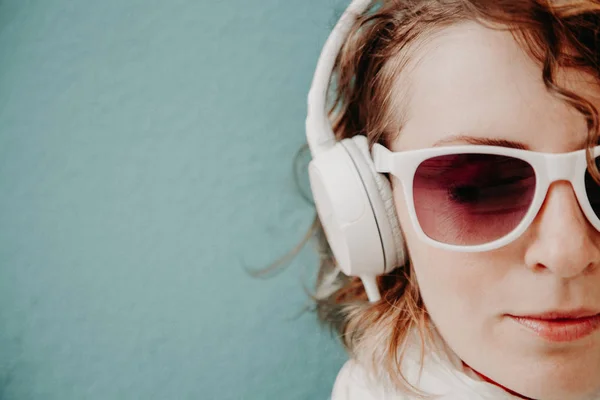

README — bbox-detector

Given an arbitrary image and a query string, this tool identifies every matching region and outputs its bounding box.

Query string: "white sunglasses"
[372,143,600,252]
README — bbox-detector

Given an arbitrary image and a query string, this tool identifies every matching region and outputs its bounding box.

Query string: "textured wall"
[0,1,347,399]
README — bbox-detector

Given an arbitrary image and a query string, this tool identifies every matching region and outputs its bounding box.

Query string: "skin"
[389,21,600,400]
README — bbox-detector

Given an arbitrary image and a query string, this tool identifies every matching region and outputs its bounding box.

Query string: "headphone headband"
[305,0,373,157]
[305,0,405,303]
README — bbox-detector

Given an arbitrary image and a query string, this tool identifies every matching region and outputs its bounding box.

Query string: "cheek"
[391,182,504,326]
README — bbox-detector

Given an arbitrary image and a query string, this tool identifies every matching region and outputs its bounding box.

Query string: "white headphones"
[306,0,407,302]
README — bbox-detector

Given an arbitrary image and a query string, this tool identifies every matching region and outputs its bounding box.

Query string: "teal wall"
[0,1,347,399]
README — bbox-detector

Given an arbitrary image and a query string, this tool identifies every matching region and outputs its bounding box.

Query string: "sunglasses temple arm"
[371,143,392,173]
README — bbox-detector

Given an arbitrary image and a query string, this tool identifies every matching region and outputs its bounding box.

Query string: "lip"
[508,310,600,342]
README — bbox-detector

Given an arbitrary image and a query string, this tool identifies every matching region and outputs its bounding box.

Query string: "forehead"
[390,21,600,153]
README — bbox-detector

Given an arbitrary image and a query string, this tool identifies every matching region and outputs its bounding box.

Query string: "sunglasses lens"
[413,153,536,246]
[584,157,600,220]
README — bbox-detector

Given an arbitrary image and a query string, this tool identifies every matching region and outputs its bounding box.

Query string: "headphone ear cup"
[308,143,387,277]
[342,136,407,272]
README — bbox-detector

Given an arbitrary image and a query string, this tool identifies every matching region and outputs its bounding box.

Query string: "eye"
[448,185,480,203]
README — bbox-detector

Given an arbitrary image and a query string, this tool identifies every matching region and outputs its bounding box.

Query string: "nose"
[523,181,600,278]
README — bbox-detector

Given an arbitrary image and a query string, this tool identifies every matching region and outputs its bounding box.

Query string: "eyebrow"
[432,135,530,150]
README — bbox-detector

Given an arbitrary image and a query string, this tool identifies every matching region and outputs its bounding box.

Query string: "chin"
[450,319,600,400]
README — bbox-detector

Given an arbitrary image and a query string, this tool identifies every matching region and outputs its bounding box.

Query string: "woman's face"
[390,22,600,399]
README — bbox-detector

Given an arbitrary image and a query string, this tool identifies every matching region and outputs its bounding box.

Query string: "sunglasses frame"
[372,142,600,252]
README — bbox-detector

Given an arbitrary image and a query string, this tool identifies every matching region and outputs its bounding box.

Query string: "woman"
[304,0,600,398]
